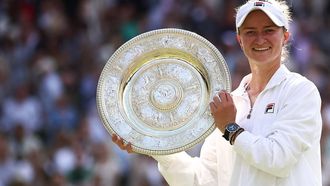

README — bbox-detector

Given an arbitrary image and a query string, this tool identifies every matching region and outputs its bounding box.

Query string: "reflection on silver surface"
[96,28,231,155]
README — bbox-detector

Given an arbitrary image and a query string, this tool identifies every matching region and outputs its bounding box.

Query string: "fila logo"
[254,2,265,7]
[254,0,271,7]
[265,103,275,114]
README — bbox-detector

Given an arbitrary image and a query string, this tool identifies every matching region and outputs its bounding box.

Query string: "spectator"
[1,82,42,135]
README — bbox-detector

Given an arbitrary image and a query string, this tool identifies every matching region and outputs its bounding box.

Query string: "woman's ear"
[236,34,243,48]
[283,31,290,45]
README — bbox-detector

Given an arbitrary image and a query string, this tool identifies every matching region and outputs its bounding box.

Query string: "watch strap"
[222,123,241,142]
[230,128,245,145]
[223,127,230,141]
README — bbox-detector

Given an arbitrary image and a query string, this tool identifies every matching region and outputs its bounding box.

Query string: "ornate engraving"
[150,81,182,111]
[127,59,202,131]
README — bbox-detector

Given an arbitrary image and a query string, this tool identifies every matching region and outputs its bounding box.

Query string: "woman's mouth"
[253,47,271,51]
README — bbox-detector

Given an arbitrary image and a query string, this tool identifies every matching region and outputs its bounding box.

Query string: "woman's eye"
[265,29,275,34]
[245,31,255,36]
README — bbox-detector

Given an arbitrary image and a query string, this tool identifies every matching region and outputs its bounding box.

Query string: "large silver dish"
[96,28,231,155]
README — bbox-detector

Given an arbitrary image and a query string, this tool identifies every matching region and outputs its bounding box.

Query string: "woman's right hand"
[111,134,133,153]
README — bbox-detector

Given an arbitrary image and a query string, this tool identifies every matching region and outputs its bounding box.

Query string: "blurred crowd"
[0,0,329,186]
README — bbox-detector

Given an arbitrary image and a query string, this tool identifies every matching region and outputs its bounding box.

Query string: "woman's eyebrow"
[241,27,256,30]
[264,25,278,29]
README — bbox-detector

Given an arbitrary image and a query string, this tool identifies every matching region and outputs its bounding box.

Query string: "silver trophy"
[96,28,231,155]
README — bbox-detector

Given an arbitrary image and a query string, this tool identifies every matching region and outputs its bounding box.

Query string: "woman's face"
[237,10,289,66]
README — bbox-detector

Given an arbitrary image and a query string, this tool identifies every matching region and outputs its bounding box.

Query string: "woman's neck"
[249,63,280,90]
[246,62,280,105]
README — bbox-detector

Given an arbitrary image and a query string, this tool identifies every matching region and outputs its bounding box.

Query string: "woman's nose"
[255,33,266,45]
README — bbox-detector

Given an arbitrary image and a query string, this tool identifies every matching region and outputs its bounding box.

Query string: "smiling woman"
[236,10,290,68]
[112,1,323,186]
[236,0,292,63]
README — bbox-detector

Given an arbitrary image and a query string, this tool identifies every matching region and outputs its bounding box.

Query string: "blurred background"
[0,0,329,185]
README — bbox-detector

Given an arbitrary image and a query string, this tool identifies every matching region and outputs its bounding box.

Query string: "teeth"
[254,47,269,51]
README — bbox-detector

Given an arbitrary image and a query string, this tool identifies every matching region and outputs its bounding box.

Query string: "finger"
[219,91,228,102]
[122,141,133,153]
[213,94,221,105]
[111,134,117,142]
[224,91,230,102]
[209,102,217,114]
[118,137,126,148]
[113,135,125,149]
[126,142,133,153]
[112,134,121,145]
[112,134,133,153]
[226,92,234,103]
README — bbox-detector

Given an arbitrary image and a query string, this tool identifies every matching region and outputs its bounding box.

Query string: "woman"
[113,0,323,185]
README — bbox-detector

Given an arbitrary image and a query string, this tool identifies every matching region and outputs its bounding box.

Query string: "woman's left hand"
[209,90,237,133]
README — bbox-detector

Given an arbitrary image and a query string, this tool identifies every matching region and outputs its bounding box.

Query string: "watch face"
[227,123,239,132]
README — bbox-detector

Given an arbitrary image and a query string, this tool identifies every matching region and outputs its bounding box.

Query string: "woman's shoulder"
[281,70,321,102]
[285,70,318,91]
